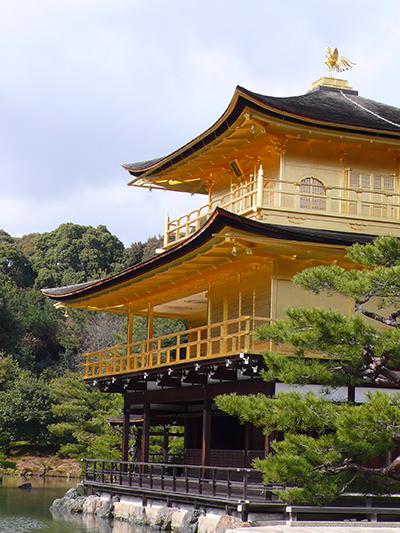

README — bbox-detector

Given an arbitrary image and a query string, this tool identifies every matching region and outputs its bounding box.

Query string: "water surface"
[0,476,118,533]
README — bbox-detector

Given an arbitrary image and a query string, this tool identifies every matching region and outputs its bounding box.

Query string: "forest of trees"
[0,223,163,462]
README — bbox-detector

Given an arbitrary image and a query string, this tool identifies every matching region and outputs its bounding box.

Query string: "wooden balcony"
[164,178,260,246]
[164,176,400,246]
[81,459,274,519]
[83,317,269,380]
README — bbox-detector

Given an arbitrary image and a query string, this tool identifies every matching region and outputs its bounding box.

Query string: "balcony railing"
[82,459,271,518]
[164,178,259,246]
[164,177,400,246]
[83,316,270,379]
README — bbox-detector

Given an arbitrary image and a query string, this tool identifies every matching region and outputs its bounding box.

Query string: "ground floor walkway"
[233,525,400,533]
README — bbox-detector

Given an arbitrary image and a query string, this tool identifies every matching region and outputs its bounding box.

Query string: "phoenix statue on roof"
[325,47,355,76]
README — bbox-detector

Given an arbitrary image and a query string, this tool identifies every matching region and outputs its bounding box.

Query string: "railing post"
[173,466,177,493]
[129,462,133,486]
[101,461,105,483]
[243,469,248,500]
[185,466,189,493]
[212,468,217,496]
[245,318,251,351]
[164,214,170,247]
[256,165,264,209]
[84,353,90,378]
[198,466,202,495]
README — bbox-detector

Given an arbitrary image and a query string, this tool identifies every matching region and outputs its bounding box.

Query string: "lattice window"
[299,177,326,210]
[349,171,396,192]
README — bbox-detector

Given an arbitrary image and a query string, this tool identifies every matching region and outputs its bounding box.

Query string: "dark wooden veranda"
[81,459,400,523]
[81,459,280,520]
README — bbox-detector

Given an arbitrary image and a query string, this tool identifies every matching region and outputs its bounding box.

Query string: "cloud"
[0,179,204,246]
[1,0,400,245]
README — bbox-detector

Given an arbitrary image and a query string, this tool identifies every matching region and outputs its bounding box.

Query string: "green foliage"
[0,360,56,451]
[123,235,163,267]
[48,372,123,459]
[0,225,171,459]
[0,240,35,287]
[0,283,65,372]
[217,236,400,504]
[216,391,336,434]
[31,223,125,289]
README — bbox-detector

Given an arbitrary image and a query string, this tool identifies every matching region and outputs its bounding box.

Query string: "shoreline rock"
[50,489,252,532]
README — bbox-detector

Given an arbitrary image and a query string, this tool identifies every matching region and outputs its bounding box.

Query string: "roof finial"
[324,47,355,77]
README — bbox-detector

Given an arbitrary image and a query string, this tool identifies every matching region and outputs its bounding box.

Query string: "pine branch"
[315,456,400,480]
[355,301,400,327]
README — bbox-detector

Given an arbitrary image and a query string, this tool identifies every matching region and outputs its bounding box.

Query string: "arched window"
[299,177,326,210]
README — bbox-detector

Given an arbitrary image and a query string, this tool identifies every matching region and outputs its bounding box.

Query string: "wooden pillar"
[146,305,154,368]
[162,426,169,464]
[348,385,355,403]
[121,397,130,463]
[244,422,251,467]
[201,399,212,467]
[256,164,264,208]
[141,402,150,463]
[147,304,154,341]
[127,310,134,355]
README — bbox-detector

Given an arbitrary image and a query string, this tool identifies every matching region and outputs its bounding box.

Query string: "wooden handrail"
[83,316,270,379]
[164,176,400,246]
[82,459,263,503]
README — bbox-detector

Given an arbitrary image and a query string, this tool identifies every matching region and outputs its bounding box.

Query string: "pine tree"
[216,236,400,504]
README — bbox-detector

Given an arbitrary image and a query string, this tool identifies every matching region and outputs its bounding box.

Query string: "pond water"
[0,476,127,533]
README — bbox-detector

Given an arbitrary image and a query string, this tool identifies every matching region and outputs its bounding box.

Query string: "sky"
[1,0,400,247]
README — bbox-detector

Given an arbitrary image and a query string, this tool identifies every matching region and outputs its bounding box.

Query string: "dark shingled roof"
[243,85,400,134]
[42,208,375,303]
[123,84,400,179]
[124,157,165,173]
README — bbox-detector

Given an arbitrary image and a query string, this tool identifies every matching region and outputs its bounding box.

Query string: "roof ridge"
[340,90,400,129]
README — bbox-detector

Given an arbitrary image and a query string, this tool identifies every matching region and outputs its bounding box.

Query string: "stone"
[198,514,220,533]
[114,501,145,525]
[50,487,86,514]
[18,482,32,490]
[148,506,178,530]
[82,494,103,514]
[181,509,205,533]
[215,515,245,533]
[96,498,114,519]
[171,510,186,531]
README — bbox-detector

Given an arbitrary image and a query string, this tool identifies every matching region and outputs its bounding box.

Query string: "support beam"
[127,309,134,349]
[201,399,212,467]
[162,426,169,463]
[147,304,154,345]
[244,422,250,468]
[142,403,150,463]
[121,398,130,463]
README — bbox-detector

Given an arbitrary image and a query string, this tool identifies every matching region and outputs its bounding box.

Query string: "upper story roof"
[123,82,400,182]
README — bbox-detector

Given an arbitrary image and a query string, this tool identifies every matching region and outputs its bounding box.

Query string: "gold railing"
[83,316,270,379]
[164,179,259,246]
[164,178,400,246]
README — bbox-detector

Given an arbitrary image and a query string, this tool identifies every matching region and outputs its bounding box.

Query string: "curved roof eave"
[123,85,400,181]
[42,207,375,304]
